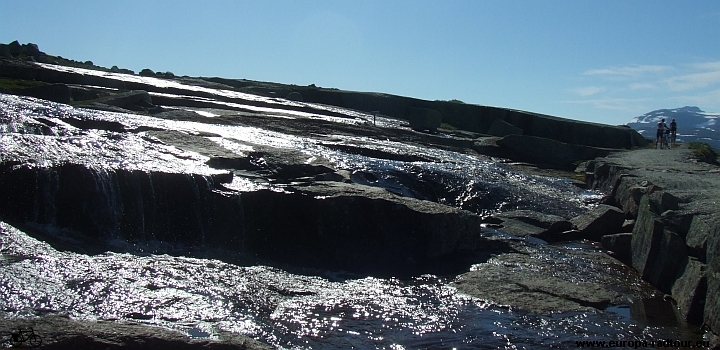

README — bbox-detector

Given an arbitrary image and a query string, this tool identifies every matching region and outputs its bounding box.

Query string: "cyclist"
[670,118,677,145]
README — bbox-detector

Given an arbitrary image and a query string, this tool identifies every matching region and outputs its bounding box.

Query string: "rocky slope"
[583,146,720,343]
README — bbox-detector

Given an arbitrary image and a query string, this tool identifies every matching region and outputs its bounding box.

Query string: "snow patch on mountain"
[626,106,720,149]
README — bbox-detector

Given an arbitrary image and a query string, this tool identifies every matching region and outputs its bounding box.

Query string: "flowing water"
[0,221,704,349]
[0,73,708,348]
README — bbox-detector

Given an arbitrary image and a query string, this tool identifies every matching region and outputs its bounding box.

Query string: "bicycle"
[661,130,671,149]
[1,327,42,348]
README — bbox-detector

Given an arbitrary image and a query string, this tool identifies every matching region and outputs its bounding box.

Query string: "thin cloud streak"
[573,86,605,96]
[583,65,672,77]
[664,63,720,91]
[562,97,652,111]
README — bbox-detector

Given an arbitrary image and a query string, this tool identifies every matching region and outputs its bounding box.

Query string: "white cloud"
[573,86,605,96]
[664,62,720,91]
[583,65,672,77]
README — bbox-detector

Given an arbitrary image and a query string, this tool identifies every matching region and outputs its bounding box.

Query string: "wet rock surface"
[0,315,270,349]
[452,240,642,314]
[0,53,711,347]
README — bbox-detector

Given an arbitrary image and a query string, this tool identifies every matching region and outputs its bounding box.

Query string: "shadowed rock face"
[0,163,245,247]
[240,184,491,277]
[0,162,491,277]
[583,149,720,339]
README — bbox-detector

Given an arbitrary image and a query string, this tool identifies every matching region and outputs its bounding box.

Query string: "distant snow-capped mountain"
[626,106,720,149]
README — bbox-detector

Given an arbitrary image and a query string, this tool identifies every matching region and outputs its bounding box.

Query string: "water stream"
[0,79,708,348]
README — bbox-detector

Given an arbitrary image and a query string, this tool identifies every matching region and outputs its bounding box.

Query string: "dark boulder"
[647,190,681,214]
[110,65,135,75]
[139,68,155,77]
[612,176,646,218]
[631,195,689,293]
[405,107,442,133]
[671,258,707,324]
[493,210,573,241]
[570,204,625,241]
[98,90,155,111]
[156,71,175,79]
[686,214,719,263]
[8,40,22,56]
[23,43,41,57]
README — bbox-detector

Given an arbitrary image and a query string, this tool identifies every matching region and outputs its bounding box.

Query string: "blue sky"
[2,1,719,125]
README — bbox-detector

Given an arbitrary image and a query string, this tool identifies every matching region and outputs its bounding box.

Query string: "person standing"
[656,118,668,149]
[670,118,678,145]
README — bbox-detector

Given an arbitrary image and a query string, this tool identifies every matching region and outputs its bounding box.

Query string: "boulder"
[139,68,155,77]
[23,43,41,57]
[631,195,664,280]
[613,179,645,218]
[570,204,625,241]
[453,243,624,314]
[686,214,720,263]
[99,90,154,111]
[647,190,680,215]
[660,209,695,237]
[631,195,689,293]
[7,40,22,56]
[111,65,135,75]
[601,233,632,262]
[494,210,573,241]
[405,107,442,132]
[671,258,707,325]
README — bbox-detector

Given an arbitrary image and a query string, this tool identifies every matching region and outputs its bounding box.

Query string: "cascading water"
[0,89,708,348]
